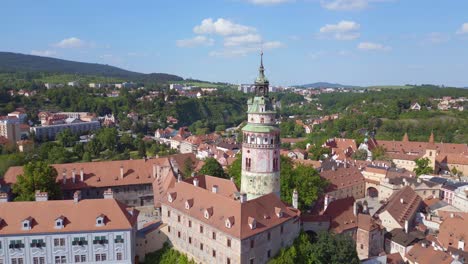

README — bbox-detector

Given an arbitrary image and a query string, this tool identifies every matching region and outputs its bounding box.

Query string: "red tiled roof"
[405,243,453,264]
[386,252,404,264]
[438,213,468,252]
[357,213,380,232]
[0,198,138,235]
[281,137,306,144]
[3,157,176,190]
[323,197,357,234]
[162,178,300,239]
[320,166,364,192]
[380,186,422,226]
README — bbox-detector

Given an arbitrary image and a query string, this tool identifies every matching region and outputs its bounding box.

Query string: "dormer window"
[185,199,193,210]
[168,192,176,203]
[275,207,283,218]
[55,216,65,229]
[225,216,234,229]
[204,207,213,219]
[248,217,256,230]
[96,214,105,227]
[22,217,33,230]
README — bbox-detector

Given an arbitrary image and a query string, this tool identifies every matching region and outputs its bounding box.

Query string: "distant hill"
[295,82,360,89]
[0,52,183,83]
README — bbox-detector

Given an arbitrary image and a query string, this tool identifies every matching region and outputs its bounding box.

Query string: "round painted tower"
[240,52,281,200]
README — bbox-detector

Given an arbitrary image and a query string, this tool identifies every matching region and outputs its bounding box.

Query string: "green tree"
[56,129,78,147]
[82,151,92,162]
[182,157,194,178]
[137,140,147,158]
[351,149,368,161]
[371,145,388,161]
[96,127,118,151]
[414,157,433,176]
[308,145,331,161]
[199,158,226,178]
[12,161,62,201]
[73,142,85,158]
[227,155,242,187]
[144,243,195,264]
[269,231,359,264]
[280,157,328,210]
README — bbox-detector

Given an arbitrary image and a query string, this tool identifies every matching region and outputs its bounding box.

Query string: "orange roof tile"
[323,197,357,234]
[2,156,178,190]
[162,178,300,239]
[320,166,365,192]
[438,213,468,252]
[405,243,453,264]
[0,198,138,235]
[379,186,422,226]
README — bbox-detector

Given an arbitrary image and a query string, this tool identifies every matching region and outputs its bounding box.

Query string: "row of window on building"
[4,253,123,264]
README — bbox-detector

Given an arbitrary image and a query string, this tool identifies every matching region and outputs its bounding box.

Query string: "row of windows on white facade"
[244,134,280,145]
[1,252,123,264]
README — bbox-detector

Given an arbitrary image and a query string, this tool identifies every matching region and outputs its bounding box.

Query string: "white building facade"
[0,191,138,264]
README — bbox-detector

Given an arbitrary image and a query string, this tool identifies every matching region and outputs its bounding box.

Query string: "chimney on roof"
[80,168,84,181]
[240,193,247,203]
[103,188,114,199]
[73,191,82,203]
[332,166,336,171]
[72,168,76,183]
[230,177,234,182]
[212,185,218,193]
[120,165,124,179]
[450,213,454,218]
[177,173,182,182]
[353,202,358,216]
[400,198,404,204]
[193,178,199,187]
[404,220,409,234]
[35,190,48,201]
[62,169,67,184]
[153,164,157,178]
[421,242,427,248]
[292,189,299,209]
[0,192,8,203]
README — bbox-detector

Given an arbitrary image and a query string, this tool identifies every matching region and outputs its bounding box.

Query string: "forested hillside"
[0,52,183,83]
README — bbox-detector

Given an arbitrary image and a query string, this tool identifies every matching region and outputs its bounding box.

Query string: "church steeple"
[254,51,269,96]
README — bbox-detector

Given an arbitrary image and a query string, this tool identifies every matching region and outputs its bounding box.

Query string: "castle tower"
[240,52,281,200]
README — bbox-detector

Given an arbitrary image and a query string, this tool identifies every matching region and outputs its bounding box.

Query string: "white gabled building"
[0,190,139,264]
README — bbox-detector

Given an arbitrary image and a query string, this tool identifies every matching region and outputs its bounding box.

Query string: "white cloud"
[194,18,256,36]
[176,36,215,47]
[357,42,391,51]
[30,50,57,57]
[321,0,390,11]
[319,20,361,40]
[210,41,283,58]
[54,37,86,48]
[224,34,262,46]
[263,41,284,49]
[247,0,292,5]
[456,23,468,34]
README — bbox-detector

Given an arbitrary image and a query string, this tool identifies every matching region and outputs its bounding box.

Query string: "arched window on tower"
[273,157,279,171]
[260,117,264,123]
[245,158,251,171]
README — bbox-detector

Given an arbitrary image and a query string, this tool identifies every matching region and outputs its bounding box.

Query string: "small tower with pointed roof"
[240,52,281,200]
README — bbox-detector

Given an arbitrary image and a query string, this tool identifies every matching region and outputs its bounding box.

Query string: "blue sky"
[1,0,468,86]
